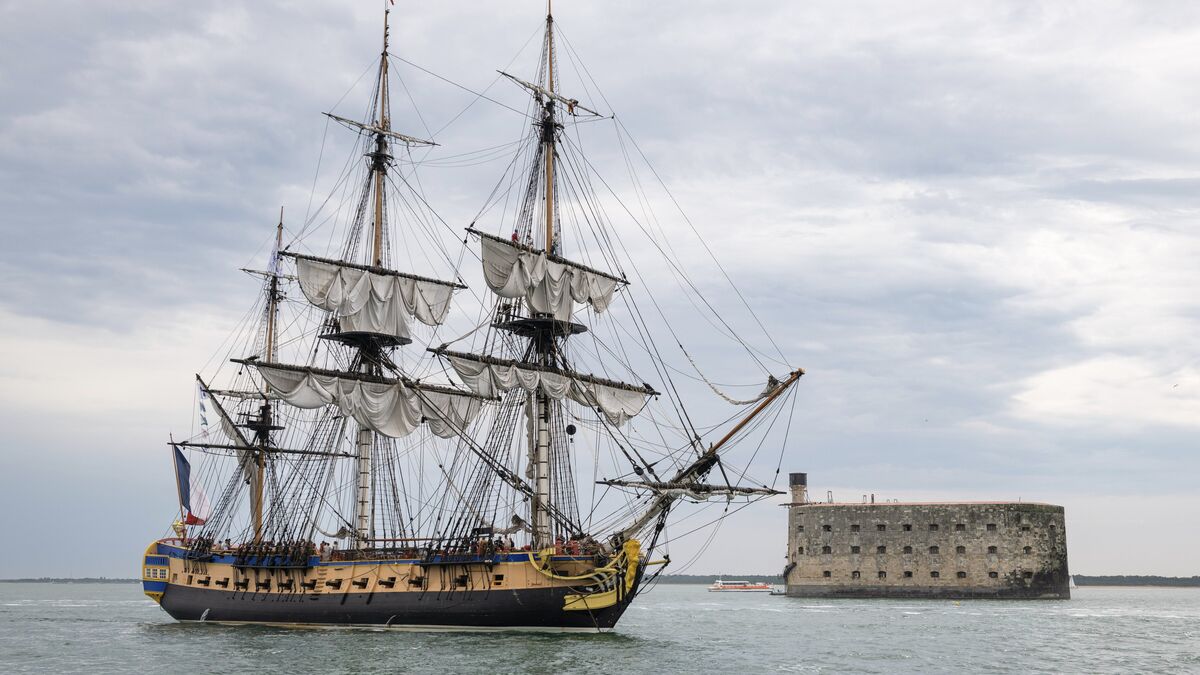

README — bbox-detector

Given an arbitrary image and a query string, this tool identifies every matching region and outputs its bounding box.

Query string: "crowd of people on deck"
[182,532,608,562]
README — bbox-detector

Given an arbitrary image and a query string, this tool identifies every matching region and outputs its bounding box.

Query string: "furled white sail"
[294,255,456,341]
[480,236,621,321]
[255,364,483,439]
[446,354,651,426]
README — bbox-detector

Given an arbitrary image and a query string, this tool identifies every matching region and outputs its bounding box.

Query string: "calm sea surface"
[1,582,1197,674]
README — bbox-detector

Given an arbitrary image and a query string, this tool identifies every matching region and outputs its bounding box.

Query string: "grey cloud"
[2,0,1199,576]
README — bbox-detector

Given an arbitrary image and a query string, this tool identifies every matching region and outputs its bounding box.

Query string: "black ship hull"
[159,583,632,631]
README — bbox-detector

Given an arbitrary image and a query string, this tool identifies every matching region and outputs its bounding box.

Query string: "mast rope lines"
[615,368,803,540]
[680,342,784,406]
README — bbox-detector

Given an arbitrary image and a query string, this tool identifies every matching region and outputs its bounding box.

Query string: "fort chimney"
[789,472,808,504]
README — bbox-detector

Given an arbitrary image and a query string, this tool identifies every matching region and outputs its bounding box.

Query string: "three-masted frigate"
[141,5,802,631]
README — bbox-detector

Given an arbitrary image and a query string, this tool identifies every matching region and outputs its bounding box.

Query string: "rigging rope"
[679,342,782,406]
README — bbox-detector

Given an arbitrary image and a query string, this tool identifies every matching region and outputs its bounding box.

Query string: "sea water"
[1,582,1196,673]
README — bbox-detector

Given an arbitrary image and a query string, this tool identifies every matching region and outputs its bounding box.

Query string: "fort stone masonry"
[784,474,1070,599]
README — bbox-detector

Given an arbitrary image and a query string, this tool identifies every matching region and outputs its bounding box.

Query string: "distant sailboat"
[1069,575,1078,590]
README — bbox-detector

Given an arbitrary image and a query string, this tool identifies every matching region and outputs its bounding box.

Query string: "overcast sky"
[2,0,1199,578]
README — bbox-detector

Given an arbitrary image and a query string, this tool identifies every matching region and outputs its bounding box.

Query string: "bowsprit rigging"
[141,3,802,632]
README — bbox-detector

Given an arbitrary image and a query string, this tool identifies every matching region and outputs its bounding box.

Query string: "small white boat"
[1069,575,1077,590]
[708,579,774,592]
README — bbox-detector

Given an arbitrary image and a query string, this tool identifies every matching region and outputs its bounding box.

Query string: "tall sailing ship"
[141,5,801,631]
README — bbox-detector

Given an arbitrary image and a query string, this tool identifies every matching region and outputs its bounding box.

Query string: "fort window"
[797,547,804,555]
[904,571,913,578]
[1023,571,1033,579]
[987,546,998,554]
[851,571,861,579]
[851,546,861,554]
[876,546,887,554]
[902,524,912,531]
[822,546,832,554]
[930,571,940,579]
[989,571,999,579]
[928,523,939,532]
[796,525,804,532]
[1020,525,1031,532]
[929,546,940,554]
[823,570,831,578]
[822,524,832,532]
[955,545,966,554]
[987,523,997,531]
[903,546,913,554]
[877,524,887,531]
[878,571,887,580]
[1023,546,1033,555]
[957,571,967,579]
[955,523,966,531]
[851,524,860,532]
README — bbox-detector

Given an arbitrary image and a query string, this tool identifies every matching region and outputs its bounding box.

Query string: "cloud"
[2,0,1200,577]
[1013,355,1200,430]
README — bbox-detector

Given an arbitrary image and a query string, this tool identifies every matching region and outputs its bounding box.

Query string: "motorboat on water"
[708,579,775,592]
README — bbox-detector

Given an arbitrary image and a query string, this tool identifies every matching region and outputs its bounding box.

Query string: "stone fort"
[784,473,1070,599]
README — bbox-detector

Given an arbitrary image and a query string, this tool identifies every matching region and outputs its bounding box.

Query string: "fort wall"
[784,475,1069,599]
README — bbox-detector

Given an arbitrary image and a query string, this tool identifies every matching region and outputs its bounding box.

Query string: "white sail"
[480,234,621,321]
[293,255,457,341]
[446,353,652,426]
[255,364,483,439]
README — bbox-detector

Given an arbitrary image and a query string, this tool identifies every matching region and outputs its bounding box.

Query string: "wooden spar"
[195,374,262,537]
[544,7,555,254]
[264,207,283,364]
[372,11,390,267]
[251,450,264,541]
[172,441,353,460]
[356,9,393,545]
[706,368,804,457]
[252,209,284,544]
[599,479,784,496]
[617,368,803,541]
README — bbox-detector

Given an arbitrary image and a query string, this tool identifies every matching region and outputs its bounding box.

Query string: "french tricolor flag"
[173,447,212,526]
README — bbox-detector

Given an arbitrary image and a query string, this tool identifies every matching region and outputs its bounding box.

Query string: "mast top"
[383,7,390,56]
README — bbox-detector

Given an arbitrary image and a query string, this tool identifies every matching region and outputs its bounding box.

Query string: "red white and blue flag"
[173,447,212,526]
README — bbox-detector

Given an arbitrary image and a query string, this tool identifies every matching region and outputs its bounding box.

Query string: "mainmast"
[371,13,391,266]
[353,9,395,547]
[543,4,556,254]
[477,3,610,550]
[531,3,558,549]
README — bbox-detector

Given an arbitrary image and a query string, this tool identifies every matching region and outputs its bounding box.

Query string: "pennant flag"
[267,234,281,277]
[197,383,211,438]
[173,447,212,525]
